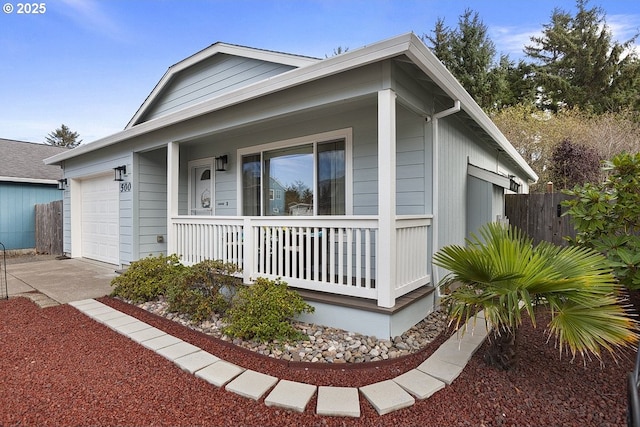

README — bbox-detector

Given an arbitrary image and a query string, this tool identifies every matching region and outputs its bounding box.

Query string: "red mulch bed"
[0,295,635,426]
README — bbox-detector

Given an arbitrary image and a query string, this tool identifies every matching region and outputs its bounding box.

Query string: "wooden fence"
[35,200,63,255]
[505,193,576,246]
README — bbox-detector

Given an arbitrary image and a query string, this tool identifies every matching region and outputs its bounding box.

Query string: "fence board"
[505,193,576,246]
[35,200,63,255]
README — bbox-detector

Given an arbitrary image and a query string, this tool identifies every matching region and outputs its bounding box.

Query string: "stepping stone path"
[70,298,490,417]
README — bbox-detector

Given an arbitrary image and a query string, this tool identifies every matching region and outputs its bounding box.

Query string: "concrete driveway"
[4,257,118,305]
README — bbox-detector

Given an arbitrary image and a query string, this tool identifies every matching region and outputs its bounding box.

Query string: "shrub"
[110,254,185,303]
[563,153,640,289]
[222,277,314,342]
[167,260,241,321]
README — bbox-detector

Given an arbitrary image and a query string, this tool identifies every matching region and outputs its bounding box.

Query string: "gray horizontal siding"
[137,149,167,259]
[141,54,296,123]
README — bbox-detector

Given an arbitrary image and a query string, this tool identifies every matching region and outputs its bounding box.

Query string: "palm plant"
[433,222,638,370]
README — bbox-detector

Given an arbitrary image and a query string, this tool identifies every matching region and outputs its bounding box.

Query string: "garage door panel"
[81,174,119,264]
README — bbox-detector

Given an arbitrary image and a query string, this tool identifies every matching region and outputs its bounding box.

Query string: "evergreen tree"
[423,10,520,110]
[45,124,82,148]
[525,0,640,113]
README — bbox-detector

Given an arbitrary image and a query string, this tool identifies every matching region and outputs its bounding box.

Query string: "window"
[240,129,351,216]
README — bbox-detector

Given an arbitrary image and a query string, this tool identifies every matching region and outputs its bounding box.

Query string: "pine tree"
[525,0,640,113]
[423,10,517,110]
[45,124,82,148]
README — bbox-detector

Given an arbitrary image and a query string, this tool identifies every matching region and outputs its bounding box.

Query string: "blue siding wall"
[0,182,62,250]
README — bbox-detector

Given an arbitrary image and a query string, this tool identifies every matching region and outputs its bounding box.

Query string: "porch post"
[377,88,397,308]
[167,141,179,255]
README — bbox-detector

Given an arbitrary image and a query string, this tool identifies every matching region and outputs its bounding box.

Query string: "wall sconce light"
[57,178,67,190]
[215,155,228,172]
[113,165,126,181]
[509,177,521,193]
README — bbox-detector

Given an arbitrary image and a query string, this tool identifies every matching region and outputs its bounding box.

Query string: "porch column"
[167,141,179,255]
[377,88,397,308]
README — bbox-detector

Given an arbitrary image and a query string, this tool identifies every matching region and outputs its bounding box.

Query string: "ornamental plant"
[222,277,314,342]
[167,259,241,321]
[434,222,637,370]
[562,152,640,289]
[110,254,185,303]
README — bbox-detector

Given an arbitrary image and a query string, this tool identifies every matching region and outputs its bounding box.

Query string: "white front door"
[81,174,119,264]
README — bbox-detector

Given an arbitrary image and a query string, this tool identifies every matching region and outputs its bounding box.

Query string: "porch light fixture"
[57,178,67,190]
[509,177,521,193]
[113,165,126,181]
[215,155,228,172]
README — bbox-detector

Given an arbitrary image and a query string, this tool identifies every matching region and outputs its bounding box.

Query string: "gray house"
[0,139,67,251]
[45,33,538,338]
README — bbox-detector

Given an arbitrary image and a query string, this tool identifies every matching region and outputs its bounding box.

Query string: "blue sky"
[2,0,640,144]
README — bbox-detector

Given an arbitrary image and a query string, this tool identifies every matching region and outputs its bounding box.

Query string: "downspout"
[431,100,461,298]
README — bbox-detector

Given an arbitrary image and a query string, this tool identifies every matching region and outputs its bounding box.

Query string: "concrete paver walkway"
[69,298,490,417]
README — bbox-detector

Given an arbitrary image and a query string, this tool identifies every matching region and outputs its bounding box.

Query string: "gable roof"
[0,139,67,183]
[126,42,320,128]
[45,33,538,182]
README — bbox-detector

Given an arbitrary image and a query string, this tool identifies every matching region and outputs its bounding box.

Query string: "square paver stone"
[127,327,166,343]
[140,334,182,351]
[393,369,446,399]
[82,305,115,316]
[195,361,245,387]
[174,350,220,374]
[225,370,278,401]
[265,380,316,413]
[417,357,465,385]
[92,310,127,323]
[113,321,152,335]
[316,386,360,418]
[103,314,140,328]
[69,299,102,309]
[431,339,478,367]
[359,380,415,415]
[156,341,200,361]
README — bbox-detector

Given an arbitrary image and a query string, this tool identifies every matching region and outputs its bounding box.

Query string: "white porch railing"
[171,215,432,306]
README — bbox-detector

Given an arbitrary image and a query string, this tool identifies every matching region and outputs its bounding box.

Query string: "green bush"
[110,254,185,302]
[167,260,241,321]
[563,153,640,289]
[222,277,314,342]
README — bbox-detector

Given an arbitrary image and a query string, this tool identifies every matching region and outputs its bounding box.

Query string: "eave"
[44,33,539,184]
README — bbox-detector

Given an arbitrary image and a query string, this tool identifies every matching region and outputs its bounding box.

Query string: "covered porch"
[163,89,435,310]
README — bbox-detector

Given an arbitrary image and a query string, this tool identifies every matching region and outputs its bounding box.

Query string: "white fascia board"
[467,163,510,189]
[405,36,539,183]
[0,176,58,185]
[46,34,415,166]
[126,42,321,129]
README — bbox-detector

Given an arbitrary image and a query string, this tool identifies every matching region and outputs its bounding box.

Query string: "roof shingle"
[0,138,68,181]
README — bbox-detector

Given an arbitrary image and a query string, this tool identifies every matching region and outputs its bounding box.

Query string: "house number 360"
[119,182,132,192]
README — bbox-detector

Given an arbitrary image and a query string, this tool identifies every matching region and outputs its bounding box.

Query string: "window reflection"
[264,144,313,216]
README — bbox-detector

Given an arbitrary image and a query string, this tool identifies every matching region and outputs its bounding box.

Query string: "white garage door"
[81,174,119,264]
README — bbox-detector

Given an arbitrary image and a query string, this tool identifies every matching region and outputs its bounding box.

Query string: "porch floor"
[296,284,436,315]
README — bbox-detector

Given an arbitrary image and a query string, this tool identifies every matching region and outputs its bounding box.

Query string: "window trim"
[237,128,353,216]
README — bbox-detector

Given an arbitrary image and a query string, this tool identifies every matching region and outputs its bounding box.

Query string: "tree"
[549,138,602,190]
[424,10,508,110]
[525,0,640,113]
[45,124,82,148]
[434,222,637,370]
[492,105,640,191]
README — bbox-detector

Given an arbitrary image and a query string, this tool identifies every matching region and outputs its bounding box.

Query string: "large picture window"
[240,129,351,216]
